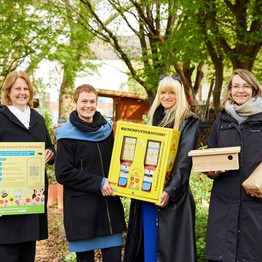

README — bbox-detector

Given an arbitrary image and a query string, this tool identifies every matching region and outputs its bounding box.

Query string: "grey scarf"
[225,97,262,124]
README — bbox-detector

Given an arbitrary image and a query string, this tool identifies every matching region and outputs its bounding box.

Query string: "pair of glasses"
[232,84,252,91]
[160,74,181,83]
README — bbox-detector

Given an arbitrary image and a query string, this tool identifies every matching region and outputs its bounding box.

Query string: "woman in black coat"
[0,71,55,262]
[205,69,262,262]
[124,74,199,262]
[55,84,126,262]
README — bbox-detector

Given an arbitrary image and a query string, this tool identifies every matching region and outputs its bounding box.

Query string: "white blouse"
[8,105,31,129]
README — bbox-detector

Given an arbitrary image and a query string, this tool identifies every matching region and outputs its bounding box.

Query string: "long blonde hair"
[147,75,189,130]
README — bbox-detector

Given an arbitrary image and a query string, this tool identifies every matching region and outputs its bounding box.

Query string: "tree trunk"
[58,69,74,120]
[212,63,224,117]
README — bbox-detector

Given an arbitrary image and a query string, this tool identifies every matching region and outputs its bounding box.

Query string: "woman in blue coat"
[205,69,262,262]
[0,71,55,262]
[55,84,126,262]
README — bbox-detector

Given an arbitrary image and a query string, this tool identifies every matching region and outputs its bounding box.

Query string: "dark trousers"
[0,241,36,262]
[76,246,122,262]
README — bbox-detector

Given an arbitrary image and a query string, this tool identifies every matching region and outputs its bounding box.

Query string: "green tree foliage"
[48,0,97,119]
[0,0,96,121]
[0,0,260,118]
[0,0,64,79]
[77,0,207,103]
[77,0,261,110]
[193,0,262,113]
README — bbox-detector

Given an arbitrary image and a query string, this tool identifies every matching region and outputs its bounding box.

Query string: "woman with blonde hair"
[124,74,199,262]
[0,70,55,262]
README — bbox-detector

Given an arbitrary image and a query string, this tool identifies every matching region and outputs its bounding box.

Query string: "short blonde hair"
[221,69,262,109]
[147,75,189,130]
[1,71,34,107]
[73,84,98,103]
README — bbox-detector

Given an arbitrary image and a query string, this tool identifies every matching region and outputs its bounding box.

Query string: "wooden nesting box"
[188,146,241,172]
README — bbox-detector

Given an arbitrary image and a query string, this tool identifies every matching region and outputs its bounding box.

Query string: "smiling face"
[231,74,253,105]
[159,90,176,111]
[74,91,97,122]
[9,77,30,111]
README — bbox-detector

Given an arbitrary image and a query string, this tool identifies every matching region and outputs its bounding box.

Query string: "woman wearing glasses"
[204,69,262,262]
[124,74,199,262]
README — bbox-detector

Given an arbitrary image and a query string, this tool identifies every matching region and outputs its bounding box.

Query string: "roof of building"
[97,88,147,100]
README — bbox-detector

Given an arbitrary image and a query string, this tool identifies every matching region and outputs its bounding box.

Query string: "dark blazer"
[55,131,126,241]
[0,105,55,244]
[206,111,262,262]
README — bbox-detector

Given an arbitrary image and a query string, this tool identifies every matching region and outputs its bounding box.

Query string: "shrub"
[190,172,212,261]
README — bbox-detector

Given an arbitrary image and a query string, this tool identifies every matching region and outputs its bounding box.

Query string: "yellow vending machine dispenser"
[108,121,180,204]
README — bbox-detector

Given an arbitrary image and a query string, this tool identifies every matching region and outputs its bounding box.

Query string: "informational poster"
[0,142,45,215]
